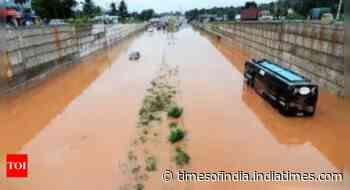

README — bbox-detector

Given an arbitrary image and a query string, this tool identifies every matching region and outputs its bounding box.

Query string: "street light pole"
[336,0,343,20]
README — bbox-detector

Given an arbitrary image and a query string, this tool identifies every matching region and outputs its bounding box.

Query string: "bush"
[169,122,178,129]
[135,183,144,190]
[167,105,183,119]
[286,13,305,20]
[168,128,185,144]
[145,156,157,171]
[174,147,191,166]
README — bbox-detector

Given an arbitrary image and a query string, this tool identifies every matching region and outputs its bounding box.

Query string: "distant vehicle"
[310,8,332,20]
[129,52,141,61]
[147,27,154,32]
[49,19,66,26]
[321,13,334,23]
[259,15,274,21]
[93,15,118,24]
[244,59,318,116]
[240,2,260,21]
[235,15,241,21]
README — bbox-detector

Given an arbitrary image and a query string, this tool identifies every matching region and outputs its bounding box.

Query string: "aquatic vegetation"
[137,73,177,127]
[174,147,191,167]
[167,105,183,119]
[128,151,138,161]
[131,165,141,174]
[139,136,147,144]
[169,122,179,129]
[120,64,186,190]
[142,129,149,135]
[168,128,185,144]
[145,156,157,172]
[135,183,144,190]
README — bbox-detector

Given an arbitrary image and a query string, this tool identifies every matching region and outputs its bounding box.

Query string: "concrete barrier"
[196,21,346,96]
[0,23,147,94]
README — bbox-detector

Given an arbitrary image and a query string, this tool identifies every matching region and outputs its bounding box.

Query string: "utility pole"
[336,0,343,20]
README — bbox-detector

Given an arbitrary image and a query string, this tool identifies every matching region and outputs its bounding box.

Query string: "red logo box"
[6,154,28,178]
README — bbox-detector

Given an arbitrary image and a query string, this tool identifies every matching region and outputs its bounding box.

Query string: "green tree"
[32,0,77,19]
[245,1,258,8]
[15,0,28,4]
[118,0,128,22]
[185,8,199,21]
[95,6,103,16]
[139,9,154,21]
[227,9,237,20]
[185,0,343,21]
[110,2,118,16]
[82,0,96,17]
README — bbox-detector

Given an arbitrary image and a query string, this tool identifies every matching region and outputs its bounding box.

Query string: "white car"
[259,16,274,21]
[129,52,141,61]
[321,13,334,23]
[147,27,154,32]
[49,19,66,26]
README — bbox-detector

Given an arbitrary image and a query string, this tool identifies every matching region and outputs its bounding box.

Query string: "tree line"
[185,0,344,21]
[31,0,156,22]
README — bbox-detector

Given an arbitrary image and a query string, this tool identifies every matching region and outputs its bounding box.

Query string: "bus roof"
[260,61,304,82]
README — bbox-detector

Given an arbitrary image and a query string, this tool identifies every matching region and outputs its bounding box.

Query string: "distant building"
[240,2,260,21]
[0,0,35,26]
[0,0,32,9]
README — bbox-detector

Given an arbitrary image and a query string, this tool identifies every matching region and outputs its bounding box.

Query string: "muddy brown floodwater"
[0,26,349,190]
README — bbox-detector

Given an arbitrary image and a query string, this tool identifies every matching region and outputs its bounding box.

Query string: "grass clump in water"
[174,147,191,167]
[145,156,157,172]
[169,122,179,129]
[135,183,144,190]
[168,128,185,144]
[137,80,176,127]
[167,105,183,119]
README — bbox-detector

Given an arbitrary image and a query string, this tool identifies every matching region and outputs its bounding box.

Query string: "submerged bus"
[244,59,318,116]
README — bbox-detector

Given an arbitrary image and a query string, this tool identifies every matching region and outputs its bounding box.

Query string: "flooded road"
[0,26,349,190]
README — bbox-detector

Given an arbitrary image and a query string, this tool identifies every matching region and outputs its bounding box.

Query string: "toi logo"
[6,154,28,178]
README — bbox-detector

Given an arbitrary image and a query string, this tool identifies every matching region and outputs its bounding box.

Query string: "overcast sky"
[78,0,275,13]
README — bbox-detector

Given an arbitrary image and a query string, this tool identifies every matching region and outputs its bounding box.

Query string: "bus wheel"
[248,77,255,87]
[254,80,264,96]
[279,105,292,116]
[303,106,315,117]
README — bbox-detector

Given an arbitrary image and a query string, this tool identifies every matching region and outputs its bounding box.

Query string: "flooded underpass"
[0,26,349,190]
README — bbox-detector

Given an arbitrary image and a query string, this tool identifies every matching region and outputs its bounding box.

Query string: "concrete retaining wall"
[78,24,145,57]
[0,29,7,87]
[345,25,350,96]
[5,26,78,77]
[0,23,146,94]
[196,21,346,96]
